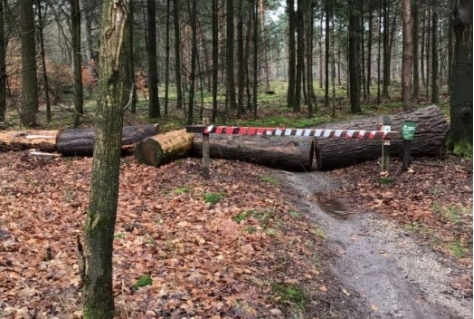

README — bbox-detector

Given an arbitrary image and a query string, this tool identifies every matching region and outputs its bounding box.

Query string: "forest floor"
[0,149,472,318]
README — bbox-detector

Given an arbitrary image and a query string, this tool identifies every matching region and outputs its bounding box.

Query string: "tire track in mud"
[276,170,472,319]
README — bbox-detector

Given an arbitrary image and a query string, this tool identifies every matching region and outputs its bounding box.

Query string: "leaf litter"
[0,152,325,319]
[1,152,471,318]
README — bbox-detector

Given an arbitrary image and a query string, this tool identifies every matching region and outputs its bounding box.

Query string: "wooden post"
[202,118,210,179]
[381,116,391,173]
[402,140,412,171]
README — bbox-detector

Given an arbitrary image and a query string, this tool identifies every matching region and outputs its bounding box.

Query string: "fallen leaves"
[0,152,323,318]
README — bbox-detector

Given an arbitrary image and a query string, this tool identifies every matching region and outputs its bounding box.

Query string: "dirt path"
[276,170,472,319]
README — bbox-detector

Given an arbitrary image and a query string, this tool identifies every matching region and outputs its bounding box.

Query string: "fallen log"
[315,105,449,170]
[192,134,316,171]
[0,124,159,155]
[0,130,58,152]
[56,124,159,156]
[134,129,194,166]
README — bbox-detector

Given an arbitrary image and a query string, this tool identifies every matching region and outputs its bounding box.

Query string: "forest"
[0,0,472,318]
[0,0,471,148]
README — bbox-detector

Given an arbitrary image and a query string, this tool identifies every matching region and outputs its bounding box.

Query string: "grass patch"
[233,210,273,225]
[114,233,125,239]
[265,228,278,237]
[236,115,328,129]
[203,192,223,204]
[311,227,326,240]
[449,241,469,258]
[244,226,258,234]
[173,186,192,195]
[433,203,471,224]
[260,174,279,185]
[404,221,430,234]
[289,211,300,218]
[272,283,307,308]
[132,274,152,291]
[379,176,394,185]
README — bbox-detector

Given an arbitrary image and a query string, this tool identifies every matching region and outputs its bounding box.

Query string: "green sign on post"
[402,121,417,141]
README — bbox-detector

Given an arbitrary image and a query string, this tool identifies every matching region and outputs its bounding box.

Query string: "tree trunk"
[71,0,84,126]
[0,125,158,155]
[287,0,296,107]
[382,0,390,99]
[253,1,258,119]
[260,0,270,91]
[324,0,330,108]
[134,129,194,166]
[174,0,183,108]
[431,0,439,104]
[294,0,304,112]
[348,0,361,113]
[305,0,315,117]
[164,0,170,116]
[147,0,160,118]
[448,0,473,156]
[126,0,137,114]
[316,105,448,170]
[57,124,159,156]
[82,0,128,316]
[366,0,372,97]
[20,0,38,127]
[187,0,197,125]
[0,0,6,123]
[402,0,413,111]
[237,0,244,118]
[412,0,419,100]
[0,130,58,152]
[193,134,316,172]
[226,0,236,110]
[37,0,52,123]
[211,0,218,122]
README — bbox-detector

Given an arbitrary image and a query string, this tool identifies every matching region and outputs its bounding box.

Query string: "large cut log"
[315,105,449,170]
[56,124,159,156]
[192,134,316,171]
[0,130,58,152]
[135,129,194,166]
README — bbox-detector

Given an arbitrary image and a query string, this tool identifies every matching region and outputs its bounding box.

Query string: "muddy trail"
[275,170,472,319]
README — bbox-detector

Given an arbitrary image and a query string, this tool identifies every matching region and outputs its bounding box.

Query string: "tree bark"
[448,0,473,156]
[226,0,236,110]
[193,134,316,172]
[402,0,413,111]
[82,0,128,316]
[316,105,449,170]
[71,0,84,126]
[20,0,38,126]
[57,124,159,155]
[134,129,194,166]
[173,0,183,108]
[430,0,439,104]
[294,0,304,112]
[286,0,296,107]
[412,0,419,100]
[0,0,6,122]
[147,0,160,118]
[348,0,361,113]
